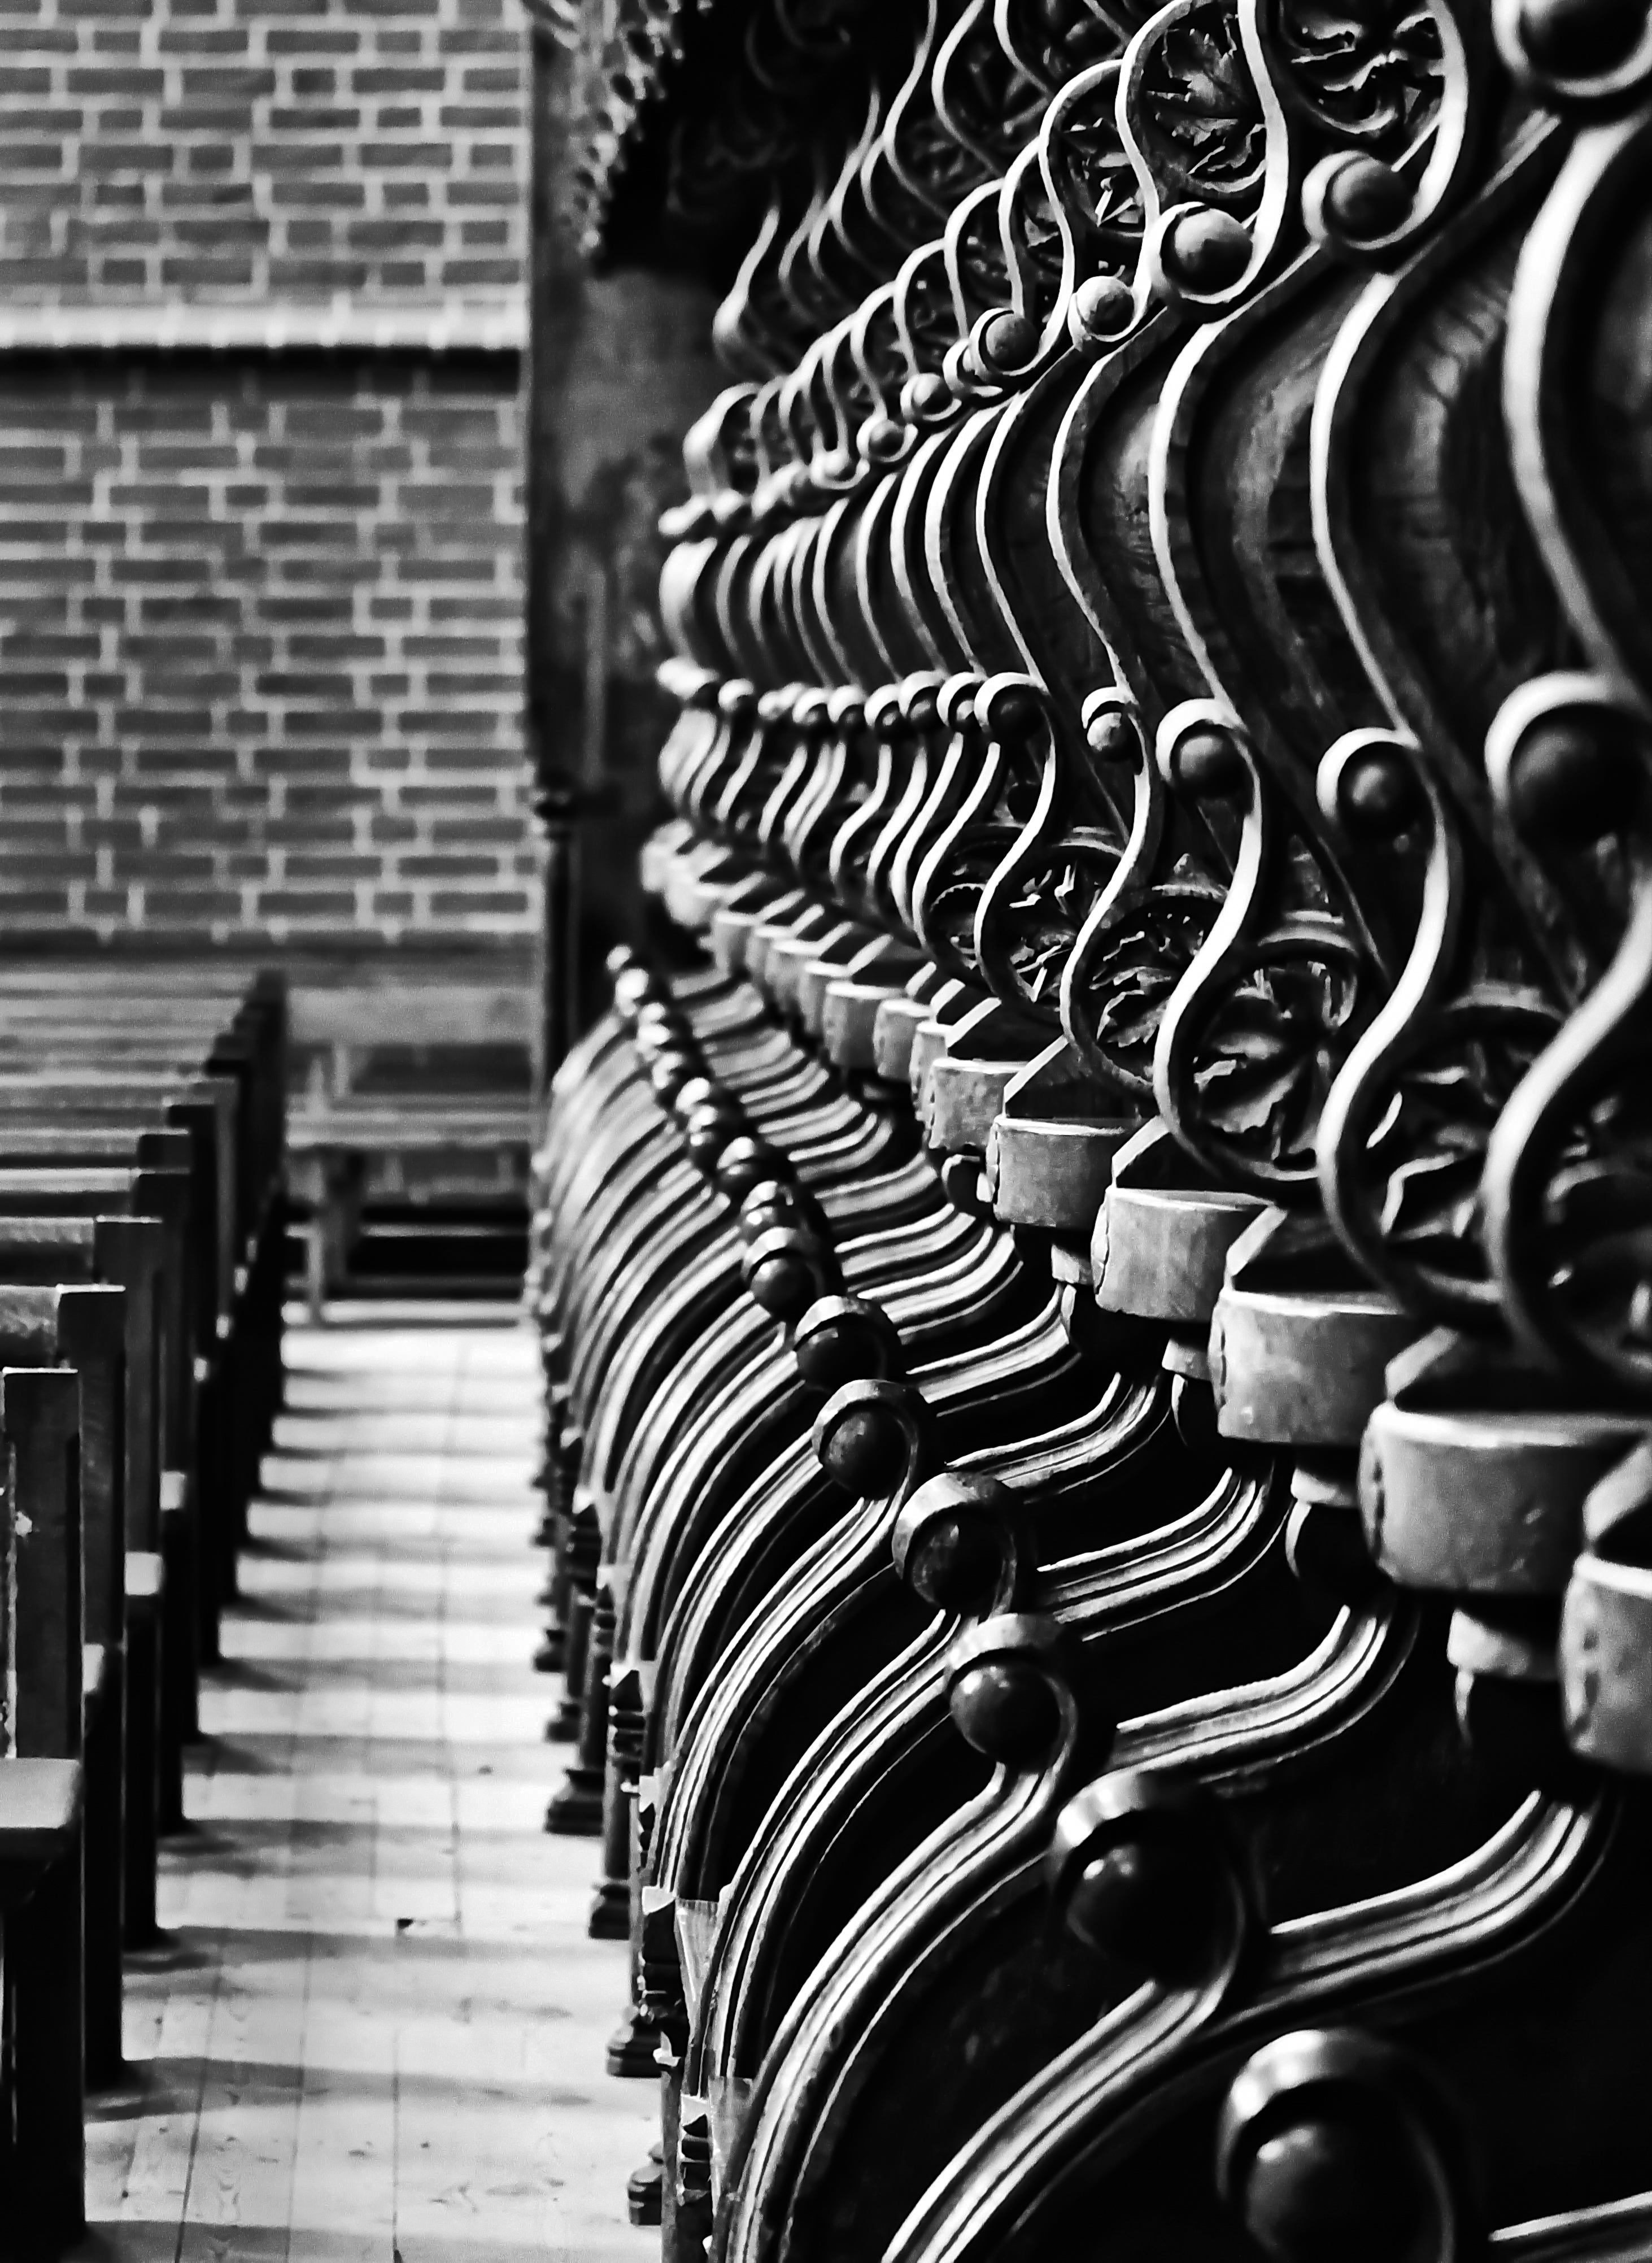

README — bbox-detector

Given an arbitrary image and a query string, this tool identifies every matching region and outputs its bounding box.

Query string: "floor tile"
[76,1311,655,2263]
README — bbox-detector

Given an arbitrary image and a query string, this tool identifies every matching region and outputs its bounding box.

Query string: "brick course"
[0,0,526,310]
[0,0,535,956]
[0,352,531,946]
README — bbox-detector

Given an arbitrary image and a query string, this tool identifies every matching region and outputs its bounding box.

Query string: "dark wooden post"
[533,778,584,1101]
[517,0,724,1099]
[524,4,585,1101]
[4,1365,87,2248]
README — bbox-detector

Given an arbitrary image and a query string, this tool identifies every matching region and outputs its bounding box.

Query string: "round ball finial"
[649,1051,696,1106]
[1322,155,1411,240]
[816,1400,912,1496]
[900,674,943,734]
[747,1248,826,1323]
[1051,1771,1239,1981]
[1516,0,1645,73]
[1503,713,1642,846]
[1083,698,1142,766]
[1065,1835,1226,1975]
[683,1102,746,1171]
[1240,2111,1443,2263]
[613,967,655,1018]
[950,1657,1061,1764]
[980,309,1040,374]
[1168,724,1249,800]
[1336,746,1419,839]
[895,1473,1015,1612]
[670,1073,719,1121]
[792,1298,902,1392]
[738,1178,803,1237]
[634,1002,686,1053]
[903,371,952,425]
[717,677,757,722]
[979,675,1043,737]
[715,1136,787,1202]
[794,685,831,737]
[860,413,906,464]
[1163,206,1252,294]
[866,683,907,740]
[904,1512,1002,1609]
[1071,273,1135,343]
[1217,2030,1468,2263]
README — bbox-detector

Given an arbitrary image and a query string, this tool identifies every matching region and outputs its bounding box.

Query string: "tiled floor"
[73,1303,656,2263]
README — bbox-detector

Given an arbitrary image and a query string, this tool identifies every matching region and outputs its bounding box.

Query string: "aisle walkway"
[77,1304,656,2263]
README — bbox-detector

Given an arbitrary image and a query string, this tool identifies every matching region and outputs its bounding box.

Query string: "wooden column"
[518,0,724,1098]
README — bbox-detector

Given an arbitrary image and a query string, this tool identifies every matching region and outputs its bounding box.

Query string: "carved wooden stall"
[529,0,1652,2249]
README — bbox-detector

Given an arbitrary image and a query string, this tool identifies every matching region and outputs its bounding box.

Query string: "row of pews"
[0,966,286,2249]
[538,930,1652,2263]
[529,0,1652,2246]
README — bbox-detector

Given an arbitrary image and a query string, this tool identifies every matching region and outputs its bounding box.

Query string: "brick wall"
[0,352,529,945]
[0,0,524,306]
[0,0,535,958]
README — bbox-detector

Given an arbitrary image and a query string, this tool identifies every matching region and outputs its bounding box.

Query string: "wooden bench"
[289,1100,532,1316]
[0,1287,129,2089]
[0,1168,202,1792]
[0,969,287,2244]
[0,1366,89,2250]
[0,1228,170,1941]
[282,968,530,1315]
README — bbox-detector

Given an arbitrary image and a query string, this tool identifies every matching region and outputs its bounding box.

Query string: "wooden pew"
[0,1287,130,2090]
[0,968,285,2244]
[0,1164,202,1793]
[0,1124,227,1663]
[0,1367,88,2250]
[0,1224,168,1943]
[0,1008,284,1758]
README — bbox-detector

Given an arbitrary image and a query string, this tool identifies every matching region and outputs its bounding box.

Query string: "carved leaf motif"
[890,93,993,215]
[1008,179,1069,300]
[943,36,1051,168]
[1362,1023,1554,1285]
[1001,0,1123,88]
[1066,883,1217,1077]
[1047,102,1145,269]
[1140,12,1266,200]
[1193,954,1362,1169]
[1010,908,1083,1006]
[954,201,1014,313]
[1274,0,1443,147]
[857,295,907,406]
[1000,851,1122,1009]
[901,260,959,365]
[1529,1089,1652,1376]
[1089,156,1146,248]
